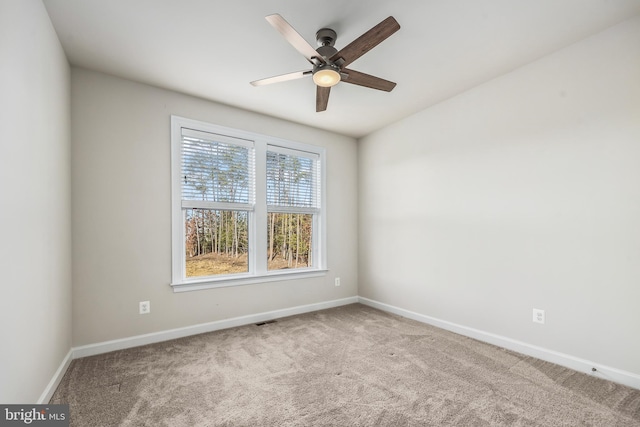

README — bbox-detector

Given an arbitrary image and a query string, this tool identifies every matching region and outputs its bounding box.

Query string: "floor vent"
[255,320,277,326]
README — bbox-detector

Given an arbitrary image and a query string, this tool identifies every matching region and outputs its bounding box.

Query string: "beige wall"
[71,68,358,346]
[358,16,640,375]
[0,0,71,403]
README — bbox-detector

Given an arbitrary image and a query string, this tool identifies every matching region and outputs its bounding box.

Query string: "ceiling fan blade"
[316,86,330,112]
[250,70,312,86]
[265,14,325,65]
[341,69,396,92]
[330,16,400,68]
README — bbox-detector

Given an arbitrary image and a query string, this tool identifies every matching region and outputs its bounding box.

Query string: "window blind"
[181,129,254,204]
[266,148,319,209]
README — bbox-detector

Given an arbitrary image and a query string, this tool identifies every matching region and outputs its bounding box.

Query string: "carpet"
[50,304,640,426]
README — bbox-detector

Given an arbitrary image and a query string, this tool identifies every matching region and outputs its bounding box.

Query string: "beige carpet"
[51,304,640,426]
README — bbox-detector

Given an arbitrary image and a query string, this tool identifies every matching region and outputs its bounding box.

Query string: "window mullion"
[253,141,268,275]
[181,200,254,211]
[266,206,319,215]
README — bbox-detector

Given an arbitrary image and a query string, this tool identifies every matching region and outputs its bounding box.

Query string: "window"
[171,116,326,291]
[266,147,320,271]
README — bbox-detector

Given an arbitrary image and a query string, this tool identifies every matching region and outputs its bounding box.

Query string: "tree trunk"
[269,212,275,262]
[195,211,201,256]
[295,214,300,267]
[233,211,238,257]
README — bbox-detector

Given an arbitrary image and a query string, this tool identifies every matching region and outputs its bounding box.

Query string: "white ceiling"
[43,0,640,138]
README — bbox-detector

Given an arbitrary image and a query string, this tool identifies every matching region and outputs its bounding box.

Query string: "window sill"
[171,269,328,293]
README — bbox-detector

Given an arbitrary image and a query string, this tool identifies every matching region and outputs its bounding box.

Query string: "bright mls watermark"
[0,405,69,426]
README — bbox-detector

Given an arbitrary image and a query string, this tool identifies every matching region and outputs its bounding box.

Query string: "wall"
[358,16,640,376]
[0,0,71,402]
[71,68,358,346]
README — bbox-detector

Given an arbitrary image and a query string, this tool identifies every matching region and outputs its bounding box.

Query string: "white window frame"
[171,116,327,292]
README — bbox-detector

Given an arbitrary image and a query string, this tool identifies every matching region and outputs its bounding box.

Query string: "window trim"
[170,115,327,292]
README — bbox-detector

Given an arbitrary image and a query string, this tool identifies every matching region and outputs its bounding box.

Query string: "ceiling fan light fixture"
[312,65,341,87]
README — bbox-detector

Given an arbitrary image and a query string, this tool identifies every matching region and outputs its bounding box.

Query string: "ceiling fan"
[250,14,400,112]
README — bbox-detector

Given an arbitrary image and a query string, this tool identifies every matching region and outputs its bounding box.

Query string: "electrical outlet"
[139,301,150,315]
[532,308,544,324]
[335,277,341,287]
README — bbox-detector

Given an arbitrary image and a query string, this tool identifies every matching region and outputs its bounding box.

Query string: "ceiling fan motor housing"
[316,45,338,61]
[316,28,338,63]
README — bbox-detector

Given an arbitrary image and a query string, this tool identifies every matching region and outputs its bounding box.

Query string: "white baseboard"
[73,296,358,359]
[38,349,73,404]
[358,296,640,391]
